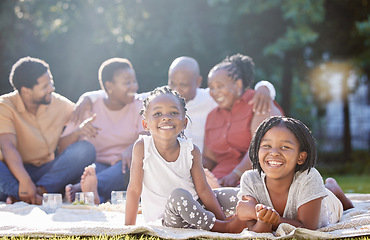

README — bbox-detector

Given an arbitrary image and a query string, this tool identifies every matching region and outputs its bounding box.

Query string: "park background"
[0,0,369,177]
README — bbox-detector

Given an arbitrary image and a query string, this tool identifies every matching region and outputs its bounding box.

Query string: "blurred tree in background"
[1,0,369,163]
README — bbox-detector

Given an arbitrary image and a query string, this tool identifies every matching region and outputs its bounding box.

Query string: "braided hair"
[210,53,255,89]
[249,116,317,175]
[140,86,188,138]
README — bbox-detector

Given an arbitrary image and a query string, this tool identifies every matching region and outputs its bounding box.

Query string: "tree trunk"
[342,72,352,162]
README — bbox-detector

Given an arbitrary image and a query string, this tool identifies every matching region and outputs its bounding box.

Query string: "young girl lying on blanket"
[236,116,354,233]
[125,86,245,233]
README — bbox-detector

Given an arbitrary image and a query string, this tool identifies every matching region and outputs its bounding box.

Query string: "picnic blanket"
[0,193,369,239]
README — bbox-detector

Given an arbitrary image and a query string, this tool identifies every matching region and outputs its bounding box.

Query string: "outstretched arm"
[192,145,226,220]
[125,139,144,225]
[274,197,323,230]
[0,133,37,204]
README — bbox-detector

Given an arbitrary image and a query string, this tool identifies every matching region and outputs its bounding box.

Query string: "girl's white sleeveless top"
[141,135,198,223]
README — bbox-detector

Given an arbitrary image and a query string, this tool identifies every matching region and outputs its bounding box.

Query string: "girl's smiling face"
[143,93,187,139]
[258,126,307,181]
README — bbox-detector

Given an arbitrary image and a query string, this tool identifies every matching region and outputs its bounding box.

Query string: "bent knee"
[74,141,96,157]
[77,140,96,151]
[168,188,192,202]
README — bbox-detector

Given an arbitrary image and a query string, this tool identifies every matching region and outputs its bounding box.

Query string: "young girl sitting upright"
[236,116,353,233]
[125,86,244,233]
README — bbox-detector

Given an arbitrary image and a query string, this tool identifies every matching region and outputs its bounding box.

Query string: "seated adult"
[167,56,276,152]
[0,57,96,205]
[72,56,276,153]
[62,58,145,204]
[203,53,283,187]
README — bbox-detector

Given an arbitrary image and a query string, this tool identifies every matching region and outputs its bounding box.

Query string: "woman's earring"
[142,121,149,131]
[108,89,113,94]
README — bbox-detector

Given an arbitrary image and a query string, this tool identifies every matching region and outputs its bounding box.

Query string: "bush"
[317,150,370,175]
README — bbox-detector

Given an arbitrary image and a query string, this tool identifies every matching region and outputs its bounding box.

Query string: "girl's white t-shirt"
[141,135,198,223]
[238,168,343,228]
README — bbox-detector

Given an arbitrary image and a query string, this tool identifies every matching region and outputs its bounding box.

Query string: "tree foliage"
[0,0,369,155]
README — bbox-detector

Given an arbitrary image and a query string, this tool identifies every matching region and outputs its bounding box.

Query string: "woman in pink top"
[203,54,283,187]
[62,58,145,204]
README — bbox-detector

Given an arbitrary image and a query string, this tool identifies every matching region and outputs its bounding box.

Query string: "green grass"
[320,174,370,194]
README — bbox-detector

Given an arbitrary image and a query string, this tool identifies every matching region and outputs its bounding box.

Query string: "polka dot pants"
[162,187,239,230]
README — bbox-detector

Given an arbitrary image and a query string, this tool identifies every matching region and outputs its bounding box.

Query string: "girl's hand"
[255,204,280,225]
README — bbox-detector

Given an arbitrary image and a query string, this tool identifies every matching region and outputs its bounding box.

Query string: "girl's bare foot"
[325,177,354,210]
[225,214,248,233]
[81,166,100,204]
[65,183,81,203]
[211,214,247,233]
[204,168,221,189]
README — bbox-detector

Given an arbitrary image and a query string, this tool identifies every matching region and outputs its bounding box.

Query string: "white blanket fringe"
[1,194,369,239]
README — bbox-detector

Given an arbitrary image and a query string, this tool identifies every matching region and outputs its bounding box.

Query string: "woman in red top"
[203,54,283,187]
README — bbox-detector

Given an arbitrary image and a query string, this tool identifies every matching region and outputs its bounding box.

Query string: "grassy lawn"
[320,174,370,194]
